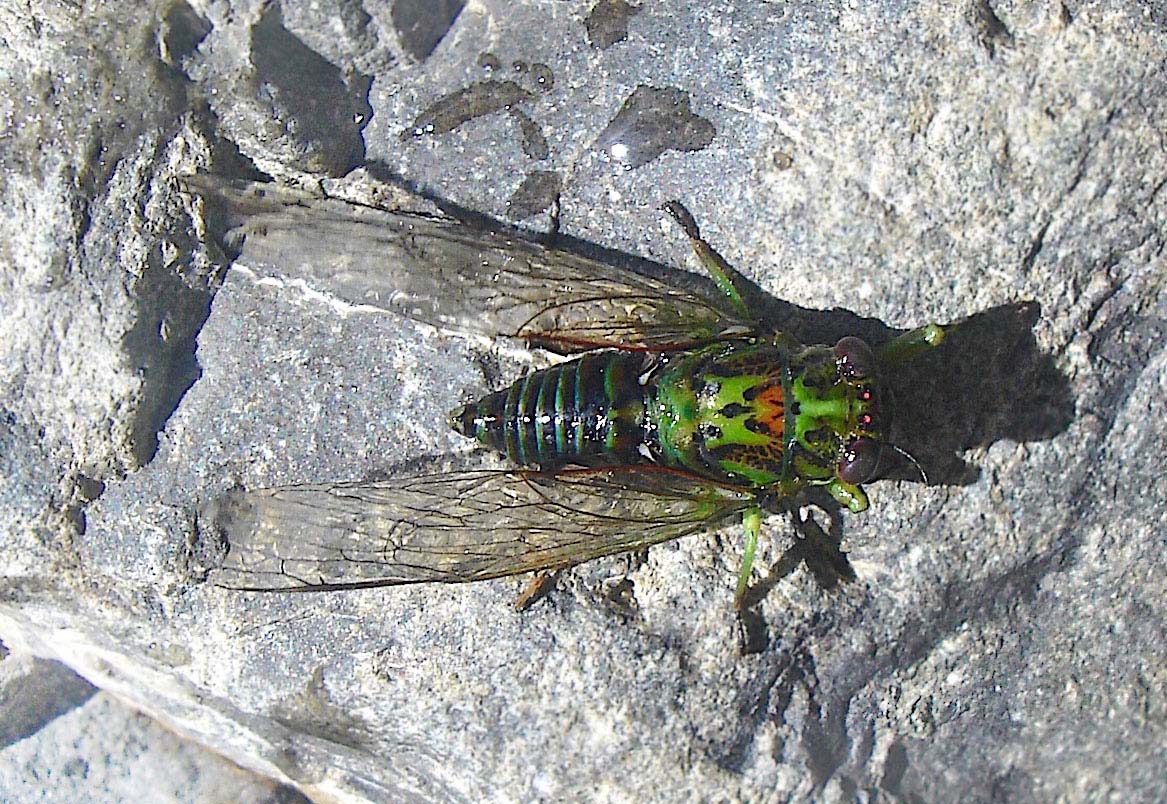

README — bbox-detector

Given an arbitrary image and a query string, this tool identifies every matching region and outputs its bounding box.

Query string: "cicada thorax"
[645,337,887,493]
[450,352,652,467]
[648,341,793,488]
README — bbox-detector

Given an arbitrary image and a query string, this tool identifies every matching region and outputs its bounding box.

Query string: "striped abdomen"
[451,352,648,467]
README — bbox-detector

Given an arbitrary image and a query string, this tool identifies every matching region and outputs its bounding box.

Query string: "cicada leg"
[514,570,560,611]
[662,200,755,321]
[876,323,945,365]
[733,506,764,610]
[827,479,869,513]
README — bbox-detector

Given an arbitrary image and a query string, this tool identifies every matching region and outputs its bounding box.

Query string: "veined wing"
[205,467,756,592]
[183,176,754,351]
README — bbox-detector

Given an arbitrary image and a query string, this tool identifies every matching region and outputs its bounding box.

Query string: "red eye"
[834,336,875,380]
[837,438,880,484]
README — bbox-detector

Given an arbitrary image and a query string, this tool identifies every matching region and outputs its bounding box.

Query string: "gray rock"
[1,0,1164,801]
[0,651,305,803]
[0,651,96,748]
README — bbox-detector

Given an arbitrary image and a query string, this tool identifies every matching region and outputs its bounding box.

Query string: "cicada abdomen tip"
[449,403,482,438]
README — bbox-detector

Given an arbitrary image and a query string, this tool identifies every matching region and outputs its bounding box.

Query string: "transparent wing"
[184,176,754,351]
[204,467,756,592]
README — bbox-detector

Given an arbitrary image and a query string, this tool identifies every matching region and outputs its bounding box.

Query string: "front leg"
[826,478,869,513]
[662,200,755,321]
[876,323,945,365]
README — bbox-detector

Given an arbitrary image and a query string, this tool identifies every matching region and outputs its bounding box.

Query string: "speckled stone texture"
[1,1,1165,801]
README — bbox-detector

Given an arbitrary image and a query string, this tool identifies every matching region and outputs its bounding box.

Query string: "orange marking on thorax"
[754,383,785,437]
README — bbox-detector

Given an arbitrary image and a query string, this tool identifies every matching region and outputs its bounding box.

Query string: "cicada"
[190,177,943,608]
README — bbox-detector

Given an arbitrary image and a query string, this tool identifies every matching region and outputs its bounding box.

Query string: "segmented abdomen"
[451,352,648,466]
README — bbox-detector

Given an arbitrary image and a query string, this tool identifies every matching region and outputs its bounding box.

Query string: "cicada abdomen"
[450,352,652,467]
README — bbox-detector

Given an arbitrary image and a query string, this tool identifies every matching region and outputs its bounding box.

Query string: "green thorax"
[646,337,883,494]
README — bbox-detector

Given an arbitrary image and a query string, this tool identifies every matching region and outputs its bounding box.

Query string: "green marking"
[603,357,619,453]
[555,364,571,456]
[695,372,778,450]
[719,460,780,486]
[651,372,700,469]
[790,379,849,418]
[603,356,619,402]
[535,369,551,462]
[516,371,535,465]
[503,376,521,463]
[704,373,764,404]
[706,416,771,450]
[574,354,587,454]
[790,374,851,454]
[793,452,834,481]
[700,402,768,450]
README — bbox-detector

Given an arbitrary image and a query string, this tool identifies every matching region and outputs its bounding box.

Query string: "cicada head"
[788,336,886,512]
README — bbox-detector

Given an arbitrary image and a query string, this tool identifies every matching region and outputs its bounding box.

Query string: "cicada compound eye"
[834,336,876,381]
[837,438,881,485]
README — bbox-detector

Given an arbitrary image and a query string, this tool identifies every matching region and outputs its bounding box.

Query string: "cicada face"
[787,336,885,497]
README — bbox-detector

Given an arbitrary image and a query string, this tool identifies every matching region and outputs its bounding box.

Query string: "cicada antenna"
[887,443,928,485]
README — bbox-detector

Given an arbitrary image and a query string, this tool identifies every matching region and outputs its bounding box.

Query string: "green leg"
[662,201,754,320]
[827,478,869,513]
[734,507,763,609]
[876,323,945,366]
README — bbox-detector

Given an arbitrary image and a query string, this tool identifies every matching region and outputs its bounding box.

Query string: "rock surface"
[0,650,304,803]
[1,1,1165,801]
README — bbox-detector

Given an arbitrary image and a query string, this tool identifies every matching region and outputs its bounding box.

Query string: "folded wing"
[205,467,755,592]
[183,176,754,351]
